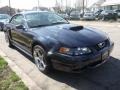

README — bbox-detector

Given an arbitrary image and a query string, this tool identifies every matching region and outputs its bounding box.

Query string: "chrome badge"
[98,42,105,48]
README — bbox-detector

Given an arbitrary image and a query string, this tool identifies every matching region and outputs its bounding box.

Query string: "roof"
[102,0,120,6]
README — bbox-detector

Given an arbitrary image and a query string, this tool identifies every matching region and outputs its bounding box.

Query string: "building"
[90,0,106,12]
[101,0,120,10]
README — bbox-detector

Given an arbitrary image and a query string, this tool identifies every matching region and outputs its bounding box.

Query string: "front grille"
[94,39,110,51]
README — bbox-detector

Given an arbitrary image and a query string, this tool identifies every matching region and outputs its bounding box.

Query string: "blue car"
[5,11,114,73]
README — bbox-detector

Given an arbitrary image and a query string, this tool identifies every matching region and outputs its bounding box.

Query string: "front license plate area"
[102,51,109,60]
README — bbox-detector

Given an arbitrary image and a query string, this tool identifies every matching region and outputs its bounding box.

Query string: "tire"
[32,45,53,73]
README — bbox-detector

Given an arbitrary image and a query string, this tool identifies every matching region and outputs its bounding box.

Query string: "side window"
[10,15,24,26]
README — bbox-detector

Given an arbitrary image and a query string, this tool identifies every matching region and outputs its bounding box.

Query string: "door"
[10,14,33,53]
[10,15,23,43]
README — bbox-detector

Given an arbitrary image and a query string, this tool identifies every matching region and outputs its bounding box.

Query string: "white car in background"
[82,12,95,20]
[70,11,81,20]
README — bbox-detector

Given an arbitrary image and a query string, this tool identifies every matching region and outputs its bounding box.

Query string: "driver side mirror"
[16,25,26,30]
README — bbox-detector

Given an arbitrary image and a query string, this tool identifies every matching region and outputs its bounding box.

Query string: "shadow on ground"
[14,48,120,90]
[47,57,120,90]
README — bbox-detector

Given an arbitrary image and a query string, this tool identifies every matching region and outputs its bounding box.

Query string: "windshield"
[0,14,10,19]
[25,12,68,28]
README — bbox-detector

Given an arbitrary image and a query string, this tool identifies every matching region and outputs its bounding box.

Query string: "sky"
[0,0,99,9]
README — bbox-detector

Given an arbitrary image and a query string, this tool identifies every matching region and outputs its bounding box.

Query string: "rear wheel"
[33,45,52,73]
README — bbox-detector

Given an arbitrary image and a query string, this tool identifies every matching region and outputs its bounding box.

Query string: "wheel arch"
[31,40,53,67]
[31,40,48,55]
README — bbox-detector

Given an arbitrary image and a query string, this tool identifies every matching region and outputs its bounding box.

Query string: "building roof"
[89,0,105,8]
[102,0,120,6]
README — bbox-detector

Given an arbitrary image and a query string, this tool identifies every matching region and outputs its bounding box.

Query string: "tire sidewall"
[33,45,52,73]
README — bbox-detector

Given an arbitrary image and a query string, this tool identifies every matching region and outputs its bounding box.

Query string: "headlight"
[77,47,91,55]
[59,47,91,56]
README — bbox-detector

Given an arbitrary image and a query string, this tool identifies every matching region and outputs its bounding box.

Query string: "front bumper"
[83,16,95,20]
[70,16,80,20]
[48,43,114,72]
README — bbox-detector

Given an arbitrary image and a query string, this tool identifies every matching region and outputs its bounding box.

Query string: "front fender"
[31,36,59,52]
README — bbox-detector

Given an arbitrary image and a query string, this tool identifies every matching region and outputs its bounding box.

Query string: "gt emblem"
[98,42,105,48]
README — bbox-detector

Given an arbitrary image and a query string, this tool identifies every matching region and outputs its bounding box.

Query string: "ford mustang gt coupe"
[5,11,114,73]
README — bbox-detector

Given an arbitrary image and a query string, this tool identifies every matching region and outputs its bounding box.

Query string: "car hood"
[31,24,108,47]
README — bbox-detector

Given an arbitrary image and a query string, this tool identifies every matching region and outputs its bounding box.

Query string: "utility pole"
[38,0,40,10]
[83,0,85,15]
[75,0,77,10]
[55,0,57,6]
[60,0,63,12]
[86,0,88,8]
[61,0,62,8]
[9,0,11,15]
[66,0,67,10]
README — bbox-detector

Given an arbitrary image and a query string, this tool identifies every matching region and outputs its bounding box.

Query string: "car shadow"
[46,57,120,90]
[14,48,120,90]
[14,47,34,63]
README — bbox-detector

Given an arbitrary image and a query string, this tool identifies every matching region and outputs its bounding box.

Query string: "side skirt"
[12,41,33,58]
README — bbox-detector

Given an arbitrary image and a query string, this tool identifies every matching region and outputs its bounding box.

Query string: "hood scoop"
[58,24,84,31]
[69,26,84,31]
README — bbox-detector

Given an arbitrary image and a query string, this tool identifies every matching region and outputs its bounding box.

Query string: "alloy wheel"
[33,46,47,71]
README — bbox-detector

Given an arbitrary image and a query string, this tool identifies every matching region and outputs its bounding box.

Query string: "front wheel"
[33,45,52,73]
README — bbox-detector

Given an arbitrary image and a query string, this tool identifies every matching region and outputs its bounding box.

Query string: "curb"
[0,49,41,90]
